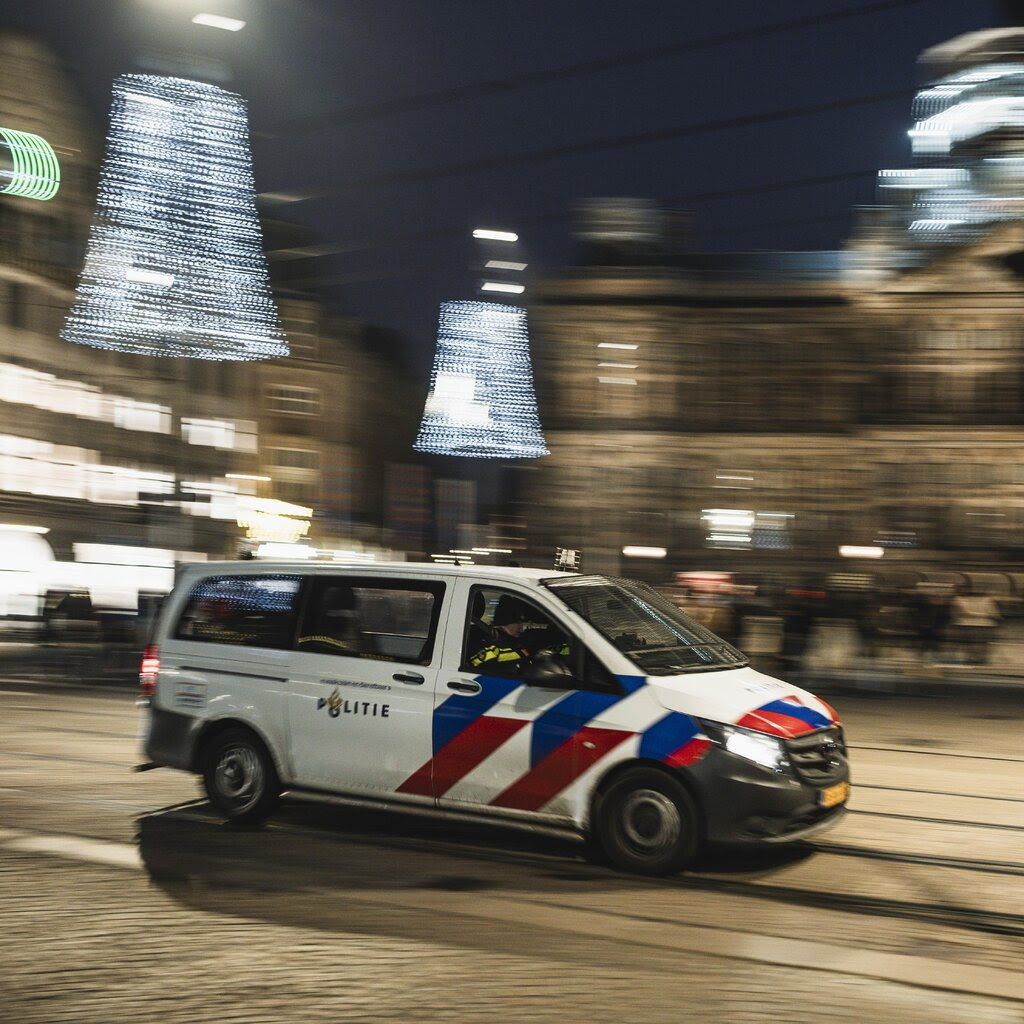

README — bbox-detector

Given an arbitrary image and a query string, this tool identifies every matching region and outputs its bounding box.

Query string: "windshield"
[543,575,748,675]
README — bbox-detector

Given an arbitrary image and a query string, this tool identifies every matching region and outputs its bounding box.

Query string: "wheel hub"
[620,788,682,854]
[215,745,262,810]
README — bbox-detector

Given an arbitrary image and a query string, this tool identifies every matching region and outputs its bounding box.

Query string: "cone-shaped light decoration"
[63,75,286,360]
[414,300,548,459]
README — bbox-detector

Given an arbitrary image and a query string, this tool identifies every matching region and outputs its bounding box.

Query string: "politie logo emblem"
[318,687,343,718]
[317,686,390,719]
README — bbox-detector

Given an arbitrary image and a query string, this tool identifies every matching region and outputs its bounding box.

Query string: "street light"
[473,228,518,242]
[192,13,246,31]
[481,282,525,294]
[485,260,527,271]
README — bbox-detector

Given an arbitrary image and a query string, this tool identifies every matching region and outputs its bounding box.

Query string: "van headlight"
[697,719,791,774]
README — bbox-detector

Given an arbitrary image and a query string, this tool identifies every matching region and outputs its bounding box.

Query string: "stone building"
[0,31,423,611]
[524,30,1024,583]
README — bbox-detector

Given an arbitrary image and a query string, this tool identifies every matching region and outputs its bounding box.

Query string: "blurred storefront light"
[254,543,314,559]
[839,545,885,559]
[236,496,312,545]
[622,545,667,558]
[702,508,792,550]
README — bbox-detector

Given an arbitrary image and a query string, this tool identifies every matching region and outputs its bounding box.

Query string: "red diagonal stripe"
[490,725,630,812]
[737,709,816,738]
[397,715,527,798]
[663,736,712,768]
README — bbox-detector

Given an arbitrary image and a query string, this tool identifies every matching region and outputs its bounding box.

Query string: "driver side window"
[461,586,571,678]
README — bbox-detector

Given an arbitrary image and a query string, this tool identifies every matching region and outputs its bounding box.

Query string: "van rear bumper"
[143,705,200,771]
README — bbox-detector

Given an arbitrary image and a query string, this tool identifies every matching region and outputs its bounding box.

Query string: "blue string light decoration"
[414,300,548,459]
[62,75,287,360]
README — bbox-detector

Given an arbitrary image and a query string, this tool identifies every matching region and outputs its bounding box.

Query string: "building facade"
[0,32,424,610]
[524,29,1024,583]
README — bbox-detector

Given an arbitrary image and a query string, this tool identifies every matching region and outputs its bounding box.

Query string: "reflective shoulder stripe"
[470,645,521,667]
[470,646,497,667]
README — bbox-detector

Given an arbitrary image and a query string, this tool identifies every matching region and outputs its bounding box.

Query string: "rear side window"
[297,576,445,665]
[174,574,302,650]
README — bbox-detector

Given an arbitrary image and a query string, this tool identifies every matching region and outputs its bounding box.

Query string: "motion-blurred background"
[2,1,1024,683]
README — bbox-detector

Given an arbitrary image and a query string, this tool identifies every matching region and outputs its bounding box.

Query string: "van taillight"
[140,644,160,697]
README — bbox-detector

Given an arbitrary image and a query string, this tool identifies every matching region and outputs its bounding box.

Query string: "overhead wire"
[264,0,930,138]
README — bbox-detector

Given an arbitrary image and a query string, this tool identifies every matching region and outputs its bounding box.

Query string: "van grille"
[785,726,847,785]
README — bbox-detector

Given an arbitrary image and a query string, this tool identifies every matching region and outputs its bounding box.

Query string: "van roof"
[180,560,581,584]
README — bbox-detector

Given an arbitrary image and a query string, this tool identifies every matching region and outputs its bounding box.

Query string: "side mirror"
[521,655,574,688]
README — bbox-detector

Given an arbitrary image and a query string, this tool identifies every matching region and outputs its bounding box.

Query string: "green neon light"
[0,127,60,201]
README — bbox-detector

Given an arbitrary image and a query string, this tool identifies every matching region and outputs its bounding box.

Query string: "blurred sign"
[236,496,312,545]
[575,198,662,245]
[554,547,580,572]
[0,126,60,201]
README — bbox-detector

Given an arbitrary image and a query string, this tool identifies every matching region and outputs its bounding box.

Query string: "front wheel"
[202,727,280,824]
[594,768,700,876]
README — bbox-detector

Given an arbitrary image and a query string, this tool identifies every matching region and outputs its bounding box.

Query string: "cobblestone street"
[1,683,1022,1023]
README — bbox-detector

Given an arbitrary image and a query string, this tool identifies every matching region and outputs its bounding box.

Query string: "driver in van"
[469,595,568,672]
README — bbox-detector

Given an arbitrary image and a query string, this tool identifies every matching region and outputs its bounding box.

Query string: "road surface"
[1,683,1022,1023]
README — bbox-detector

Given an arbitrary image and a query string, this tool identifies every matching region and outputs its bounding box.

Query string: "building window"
[266,385,320,416]
[181,417,237,449]
[267,447,319,471]
[281,307,319,359]
[277,480,318,505]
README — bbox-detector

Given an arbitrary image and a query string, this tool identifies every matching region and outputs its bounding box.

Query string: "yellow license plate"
[818,781,849,809]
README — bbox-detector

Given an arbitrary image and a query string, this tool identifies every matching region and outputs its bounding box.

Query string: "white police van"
[140,562,849,875]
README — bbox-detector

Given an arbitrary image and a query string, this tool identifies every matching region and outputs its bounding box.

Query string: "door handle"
[447,680,481,694]
[393,672,424,685]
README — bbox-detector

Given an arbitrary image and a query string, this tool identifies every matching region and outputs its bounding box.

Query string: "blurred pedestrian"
[950,587,1000,665]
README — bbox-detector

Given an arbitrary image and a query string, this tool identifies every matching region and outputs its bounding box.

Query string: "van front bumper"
[688,747,849,845]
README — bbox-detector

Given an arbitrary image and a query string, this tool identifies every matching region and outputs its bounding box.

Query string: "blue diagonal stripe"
[529,689,626,767]
[432,675,522,754]
[638,712,700,761]
[618,675,647,694]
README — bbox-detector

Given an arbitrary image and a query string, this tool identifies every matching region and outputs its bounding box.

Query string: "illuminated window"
[115,400,171,433]
[181,418,236,449]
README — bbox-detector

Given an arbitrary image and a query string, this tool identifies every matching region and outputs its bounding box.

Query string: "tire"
[201,727,280,824]
[594,768,700,876]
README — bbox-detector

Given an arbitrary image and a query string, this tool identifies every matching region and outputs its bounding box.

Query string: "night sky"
[0,0,1000,376]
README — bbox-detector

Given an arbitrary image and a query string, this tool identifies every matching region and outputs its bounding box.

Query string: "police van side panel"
[144,565,298,781]
[422,575,658,832]
[283,569,453,803]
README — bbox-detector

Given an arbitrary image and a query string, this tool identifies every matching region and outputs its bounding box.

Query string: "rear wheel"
[595,768,699,876]
[201,727,280,824]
